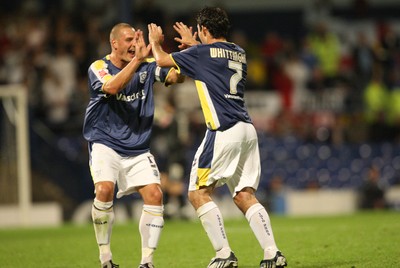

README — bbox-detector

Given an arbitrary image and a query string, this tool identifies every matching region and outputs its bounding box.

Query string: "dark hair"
[196,7,230,39]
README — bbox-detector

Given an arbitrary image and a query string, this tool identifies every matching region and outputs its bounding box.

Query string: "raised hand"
[148,23,164,45]
[134,30,151,61]
[173,22,199,50]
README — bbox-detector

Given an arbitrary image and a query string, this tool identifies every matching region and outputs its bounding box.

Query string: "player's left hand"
[173,22,199,50]
[134,30,151,61]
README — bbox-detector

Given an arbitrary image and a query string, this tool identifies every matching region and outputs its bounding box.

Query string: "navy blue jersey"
[83,55,172,156]
[171,42,252,131]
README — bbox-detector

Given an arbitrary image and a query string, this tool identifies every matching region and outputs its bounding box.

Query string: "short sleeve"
[171,46,199,79]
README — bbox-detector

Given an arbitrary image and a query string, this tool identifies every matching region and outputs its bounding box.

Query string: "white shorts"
[189,122,261,196]
[90,143,161,198]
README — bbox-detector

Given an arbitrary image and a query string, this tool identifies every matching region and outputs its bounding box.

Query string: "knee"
[151,188,163,204]
[188,190,213,210]
[95,182,115,201]
[188,190,205,205]
[233,192,245,207]
[233,190,257,213]
[142,185,163,205]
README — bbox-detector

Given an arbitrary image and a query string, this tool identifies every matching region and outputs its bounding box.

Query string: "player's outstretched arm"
[173,22,200,50]
[148,23,175,68]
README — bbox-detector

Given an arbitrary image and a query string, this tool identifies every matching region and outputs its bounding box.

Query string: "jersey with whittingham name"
[83,55,172,156]
[171,42,252,131]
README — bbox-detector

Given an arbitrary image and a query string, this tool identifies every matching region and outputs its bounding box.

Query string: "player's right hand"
[148,23,163,45]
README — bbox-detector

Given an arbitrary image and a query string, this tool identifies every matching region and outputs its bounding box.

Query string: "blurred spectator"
[25,14,49,53]
[303,0,333,28]
[299,37,319,72]
[375,21,400,85]
[282,44,310,113]
[386,71,400,142]
[267,175,287,215]
[363,68,390,142]
[151,95,187,219]
[359,165,387,209]
[261,31,285,89]
[68,76,90,135]
[48,43,77,94]
[306,66,325,99]
[352,31,376,91]
[306,21,341,88]
[37,42,77,132]
[1,39,26,84]
[272,60,293,112]
[40,66,71,131]
[306,179,320,190]
[231,30,266,90]
[71,33,92,79]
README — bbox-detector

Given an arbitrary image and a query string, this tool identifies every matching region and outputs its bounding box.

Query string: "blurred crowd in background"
[1,0,400,219]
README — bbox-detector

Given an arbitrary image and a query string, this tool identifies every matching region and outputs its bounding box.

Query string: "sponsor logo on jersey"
[98,69,108,79]
[224,94,244,101]
[116,89,146,102]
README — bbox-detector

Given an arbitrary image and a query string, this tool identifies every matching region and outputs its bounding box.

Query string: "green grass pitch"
[0,210,399,267]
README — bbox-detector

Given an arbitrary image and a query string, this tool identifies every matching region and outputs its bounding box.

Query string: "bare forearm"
[148,23,175,67]
[103,57,142,95]
[151,41,174,67]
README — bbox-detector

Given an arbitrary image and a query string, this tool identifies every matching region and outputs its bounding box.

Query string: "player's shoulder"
[141,57,167,74]
[137,57,157,69]
[90,55,110,71]
[218,41,243,50]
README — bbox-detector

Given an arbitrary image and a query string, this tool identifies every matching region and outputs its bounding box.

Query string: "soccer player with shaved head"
[83,23,183,268]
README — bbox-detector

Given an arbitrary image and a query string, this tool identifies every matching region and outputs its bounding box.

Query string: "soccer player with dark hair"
[83,23,183,268]
[148,6,287,268]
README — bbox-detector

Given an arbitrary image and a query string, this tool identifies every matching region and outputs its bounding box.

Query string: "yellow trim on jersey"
[144,57,156,63]
[164,68,175,87]
[170,54,180,72]
[167,55,182,87]
[197,168,211,188]
[194,80,220,130]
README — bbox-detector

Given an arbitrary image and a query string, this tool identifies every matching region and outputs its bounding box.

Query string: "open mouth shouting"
[128,48,135,58]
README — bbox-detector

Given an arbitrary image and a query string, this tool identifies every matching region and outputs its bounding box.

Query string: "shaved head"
[110,23,135,42]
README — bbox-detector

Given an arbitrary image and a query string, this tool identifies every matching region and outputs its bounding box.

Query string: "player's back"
[172,42,252,131]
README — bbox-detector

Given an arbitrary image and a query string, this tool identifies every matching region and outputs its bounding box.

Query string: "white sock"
[92,198,114,264]
[245,203,279,259]
[197,201,231,258]
[139,205,164,264]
